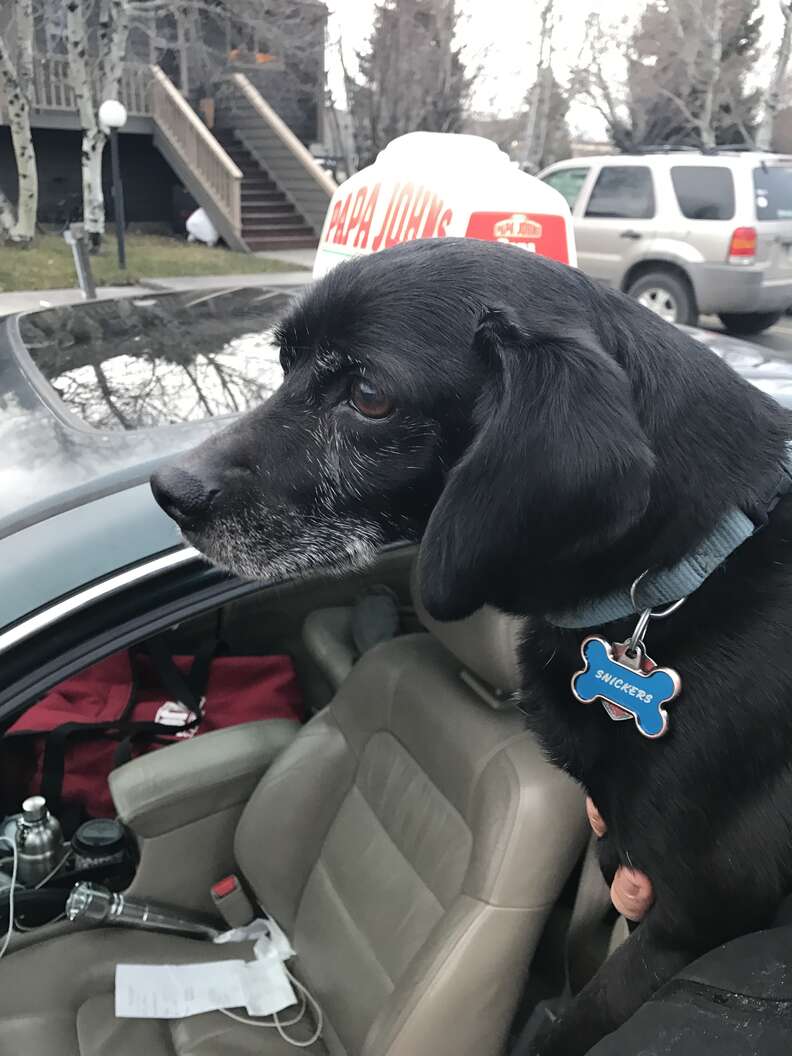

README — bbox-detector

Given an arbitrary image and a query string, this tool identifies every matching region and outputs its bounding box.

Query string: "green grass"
[0,233,303,293]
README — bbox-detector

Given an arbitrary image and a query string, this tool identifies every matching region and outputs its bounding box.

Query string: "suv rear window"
[584,166,655,219]
[754,166,792,220]
[671,166,735,220]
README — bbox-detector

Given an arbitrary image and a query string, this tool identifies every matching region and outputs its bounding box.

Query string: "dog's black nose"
[151,466,219,527]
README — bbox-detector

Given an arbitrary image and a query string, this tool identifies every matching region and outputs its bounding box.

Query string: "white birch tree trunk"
[66,0,105,239]
[101,0,130,103]
[0,0,38,243]
[756,1,792,151]
[66,0,130,243]
[82,128,107,238]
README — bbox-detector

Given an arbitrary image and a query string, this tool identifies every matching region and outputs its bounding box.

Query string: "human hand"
[585,797,654,921]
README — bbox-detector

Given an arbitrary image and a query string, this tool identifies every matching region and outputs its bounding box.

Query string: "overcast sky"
[326,0,786,139]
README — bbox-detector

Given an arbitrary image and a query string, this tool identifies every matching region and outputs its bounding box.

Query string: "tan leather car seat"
[0,584,586,1056]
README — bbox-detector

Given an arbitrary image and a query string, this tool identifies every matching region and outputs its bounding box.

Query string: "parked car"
[0,290,790,1054]
[538,150,792,334]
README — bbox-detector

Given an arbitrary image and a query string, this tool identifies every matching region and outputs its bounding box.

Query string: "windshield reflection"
[18,288,290,431]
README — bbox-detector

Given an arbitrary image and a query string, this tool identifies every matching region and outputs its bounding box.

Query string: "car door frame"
[573,161,661,287]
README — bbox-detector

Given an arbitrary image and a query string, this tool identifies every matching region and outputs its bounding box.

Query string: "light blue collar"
[550,450,792,630]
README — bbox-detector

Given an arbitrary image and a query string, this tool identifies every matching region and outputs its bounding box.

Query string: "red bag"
[6,637,302,821]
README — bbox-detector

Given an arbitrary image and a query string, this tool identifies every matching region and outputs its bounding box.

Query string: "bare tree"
[575,1,761,151]
[521,0,554,172]
[65,0,130,246]
[0,0,38,243]
[658,0,724,148]
[756,1,792,150]
[348,0,475,167]
[570,13,636,150]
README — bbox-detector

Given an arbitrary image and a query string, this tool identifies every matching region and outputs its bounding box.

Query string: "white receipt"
[214,915,296,961]
[115,958,296,1019]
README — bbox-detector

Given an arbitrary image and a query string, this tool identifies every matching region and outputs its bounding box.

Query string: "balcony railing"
[0,56,153,120]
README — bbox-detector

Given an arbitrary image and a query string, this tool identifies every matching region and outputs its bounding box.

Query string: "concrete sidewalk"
[0,270,313,317]
[142,271,312,293]
[253,248,316,269]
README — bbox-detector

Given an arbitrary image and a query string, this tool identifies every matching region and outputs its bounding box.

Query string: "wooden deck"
[0,57,154,133]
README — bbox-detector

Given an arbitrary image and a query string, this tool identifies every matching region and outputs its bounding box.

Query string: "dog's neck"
[548,447,792,628]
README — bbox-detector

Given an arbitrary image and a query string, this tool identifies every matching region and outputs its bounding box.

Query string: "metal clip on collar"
[626,571,687,658]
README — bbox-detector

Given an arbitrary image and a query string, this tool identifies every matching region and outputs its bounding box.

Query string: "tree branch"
[725,85,755,148]
[658,85,703,137]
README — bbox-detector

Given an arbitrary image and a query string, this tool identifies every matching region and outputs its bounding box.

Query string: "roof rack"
[707,143,759,153]
[621,145,702,155]
[621,144,781,156]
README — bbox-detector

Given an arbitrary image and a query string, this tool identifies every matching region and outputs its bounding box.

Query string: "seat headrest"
[411,567,524,695]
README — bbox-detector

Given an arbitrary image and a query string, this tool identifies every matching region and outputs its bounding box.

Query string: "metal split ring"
[625,571,687,657]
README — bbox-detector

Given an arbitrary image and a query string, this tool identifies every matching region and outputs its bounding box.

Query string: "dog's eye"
[349,379,393,419]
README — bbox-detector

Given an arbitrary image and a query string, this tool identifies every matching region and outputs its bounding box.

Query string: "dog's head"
[151,238,783,620]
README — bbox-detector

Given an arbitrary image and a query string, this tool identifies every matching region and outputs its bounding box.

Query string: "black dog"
[151,238,792,1055]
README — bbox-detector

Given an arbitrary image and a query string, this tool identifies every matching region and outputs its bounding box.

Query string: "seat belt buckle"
[210,874,255,928]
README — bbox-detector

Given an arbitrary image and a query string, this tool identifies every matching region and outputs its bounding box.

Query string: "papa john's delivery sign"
[313,131,576,278]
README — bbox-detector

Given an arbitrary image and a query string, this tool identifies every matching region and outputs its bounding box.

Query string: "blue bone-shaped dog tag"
[571,636,681,739]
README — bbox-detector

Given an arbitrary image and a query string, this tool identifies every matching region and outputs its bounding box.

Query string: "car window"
[754,166,792,221]
[671,166,735,220]
[542,167,590,211]
[584,166,655,220]
[19,288,290,432]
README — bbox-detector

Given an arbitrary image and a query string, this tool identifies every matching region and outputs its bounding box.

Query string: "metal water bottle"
[15,796,64,887]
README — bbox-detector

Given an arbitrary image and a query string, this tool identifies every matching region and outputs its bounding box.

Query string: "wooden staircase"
[0,61,334,255]
[213,130,318,251]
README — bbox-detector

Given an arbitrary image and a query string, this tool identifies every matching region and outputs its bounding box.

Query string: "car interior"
[0,545,633,1056]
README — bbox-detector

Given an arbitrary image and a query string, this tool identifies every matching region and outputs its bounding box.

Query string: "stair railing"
[230,73,336,198]
[150,65,242,237]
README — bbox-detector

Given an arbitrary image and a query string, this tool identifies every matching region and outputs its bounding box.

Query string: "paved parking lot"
[702,315,792,360]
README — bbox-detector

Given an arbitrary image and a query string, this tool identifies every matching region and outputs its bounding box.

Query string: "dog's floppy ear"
[418,307,654,620]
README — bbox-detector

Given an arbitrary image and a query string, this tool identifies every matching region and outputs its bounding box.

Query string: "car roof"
[0,481,187,638]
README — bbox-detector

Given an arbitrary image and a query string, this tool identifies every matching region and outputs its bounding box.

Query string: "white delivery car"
[313,132,576,278]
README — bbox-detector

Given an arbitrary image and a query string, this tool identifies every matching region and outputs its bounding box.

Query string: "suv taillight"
[728,227,756,264]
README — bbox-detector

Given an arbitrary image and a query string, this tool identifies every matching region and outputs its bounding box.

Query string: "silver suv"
[538,151,792,335]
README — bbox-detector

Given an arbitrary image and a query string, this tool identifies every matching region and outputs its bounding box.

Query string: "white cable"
[219,966,323,1048]
[0,836,18,962]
